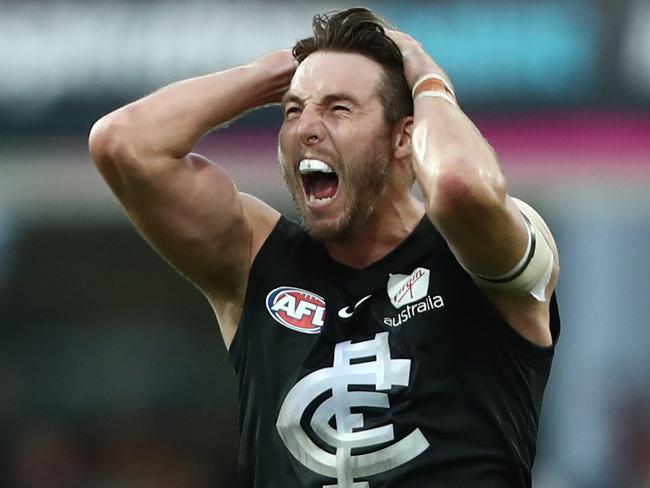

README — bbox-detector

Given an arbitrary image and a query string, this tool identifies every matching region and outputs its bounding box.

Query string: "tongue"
[312,174,338,199]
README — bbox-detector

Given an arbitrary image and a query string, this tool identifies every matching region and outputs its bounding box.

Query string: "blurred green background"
[1,1,649,486]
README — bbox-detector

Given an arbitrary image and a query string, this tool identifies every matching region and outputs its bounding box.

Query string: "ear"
[392,116,413,161]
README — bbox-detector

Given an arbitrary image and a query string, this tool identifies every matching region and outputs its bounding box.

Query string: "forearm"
[386,31,506,222]
[411,99,507,222]
[91,51,296,161]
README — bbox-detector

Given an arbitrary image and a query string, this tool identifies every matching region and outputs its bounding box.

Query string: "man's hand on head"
[250,49,299,105]
[385,30,453,92]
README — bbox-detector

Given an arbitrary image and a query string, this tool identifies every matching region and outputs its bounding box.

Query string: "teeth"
[299,159,334,175]
[308,194,333,205]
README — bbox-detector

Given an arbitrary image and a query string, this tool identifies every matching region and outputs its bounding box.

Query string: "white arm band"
[469,198,558,302]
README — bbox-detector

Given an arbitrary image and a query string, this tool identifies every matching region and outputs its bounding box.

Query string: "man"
[89,7,559,488]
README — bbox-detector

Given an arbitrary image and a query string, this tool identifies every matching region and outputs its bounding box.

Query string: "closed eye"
[284,106,302,118]
[332,105,351,112]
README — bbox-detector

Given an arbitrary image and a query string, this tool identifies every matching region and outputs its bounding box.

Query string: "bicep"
[437,193,559,346]
[436,185,531,280]
[443,195,558,293]
[102,152,259,291]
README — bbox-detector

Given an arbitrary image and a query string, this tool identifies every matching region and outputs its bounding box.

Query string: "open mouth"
[299,159,339,206]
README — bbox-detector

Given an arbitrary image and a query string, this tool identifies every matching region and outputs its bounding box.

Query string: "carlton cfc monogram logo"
[276,332,430,488]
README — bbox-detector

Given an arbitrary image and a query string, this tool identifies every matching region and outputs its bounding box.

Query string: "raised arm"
[389,31,559,347]
[88,50,297,347]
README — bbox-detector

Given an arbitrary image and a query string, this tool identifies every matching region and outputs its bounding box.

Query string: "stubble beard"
[278,143,392,242]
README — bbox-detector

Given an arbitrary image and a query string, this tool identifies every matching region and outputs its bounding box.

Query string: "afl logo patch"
[266,287,326,334]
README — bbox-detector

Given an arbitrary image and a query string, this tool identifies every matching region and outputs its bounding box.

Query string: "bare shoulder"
[205,192,280,350]
[240,192,282,263]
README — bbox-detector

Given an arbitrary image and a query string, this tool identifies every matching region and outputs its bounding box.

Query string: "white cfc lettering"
[276,332,429,488]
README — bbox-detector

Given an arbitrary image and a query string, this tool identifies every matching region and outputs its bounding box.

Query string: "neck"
[323,191,425,269]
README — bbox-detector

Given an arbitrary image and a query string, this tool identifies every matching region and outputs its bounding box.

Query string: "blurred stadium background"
[1,0,649,486]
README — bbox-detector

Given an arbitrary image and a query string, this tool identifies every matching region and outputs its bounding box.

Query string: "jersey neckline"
[309,215,442,293]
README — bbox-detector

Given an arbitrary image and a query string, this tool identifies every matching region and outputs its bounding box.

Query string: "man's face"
[278,51,393,241]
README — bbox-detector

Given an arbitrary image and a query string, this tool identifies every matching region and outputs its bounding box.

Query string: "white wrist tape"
[413,90,458,106]
[470,198,557,302]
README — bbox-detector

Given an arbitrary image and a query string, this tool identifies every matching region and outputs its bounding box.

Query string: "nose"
[296,106,324,146]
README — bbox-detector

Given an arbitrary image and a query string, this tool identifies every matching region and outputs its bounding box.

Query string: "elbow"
[88,110,138,173]
[429,159,507,225]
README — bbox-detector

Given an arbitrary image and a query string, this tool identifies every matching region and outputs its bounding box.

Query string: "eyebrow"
[281,92,361,106]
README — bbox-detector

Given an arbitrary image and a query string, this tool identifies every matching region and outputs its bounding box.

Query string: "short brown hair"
[292,8,413,128]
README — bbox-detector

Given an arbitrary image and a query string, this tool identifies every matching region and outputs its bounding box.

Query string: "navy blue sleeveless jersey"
[228,215,560,488]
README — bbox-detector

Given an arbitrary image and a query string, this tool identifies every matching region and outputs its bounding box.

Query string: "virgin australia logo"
[276,332,429,488]
[387,267,430,308]
[384,268,444,328]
